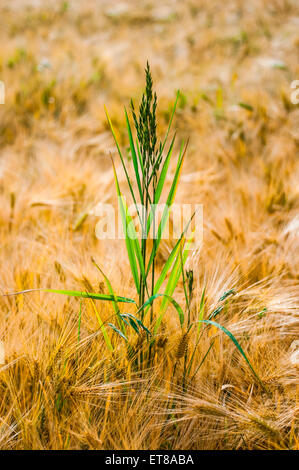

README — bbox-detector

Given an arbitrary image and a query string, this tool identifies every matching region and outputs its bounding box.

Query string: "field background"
[0,0,298,450]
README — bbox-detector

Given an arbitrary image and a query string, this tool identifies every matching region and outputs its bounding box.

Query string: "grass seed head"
[175,331,189,360]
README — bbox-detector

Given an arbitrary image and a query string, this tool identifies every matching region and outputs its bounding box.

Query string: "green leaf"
[108,323,128,342]
[154,133,176,204]
[153,236,182,295]
[111,159,141,293]
[122,313,151,336]
[90,300,113,351]
[120,313,140,334]
[124,108,143,201]
[136,293,184,333]
[104,106,138,208]
[197,286,206,337]
[145,133,176,237]
[199,320,263,384]
[146,140,188,277]
[91,259,126,334]
[153,214,195,297]
[128,317,139,334]
[157,232,194,330]
[190,340,215,379]
[152,91,180,175]
[6,288,135,304]
[140,236,185,320]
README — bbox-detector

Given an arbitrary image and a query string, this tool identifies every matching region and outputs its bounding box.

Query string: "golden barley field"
[0,0,298,451]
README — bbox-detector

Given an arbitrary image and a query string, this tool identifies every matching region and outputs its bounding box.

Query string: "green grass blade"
[161,91,179,149]
[91,258,126,334]
[111,160,147,291]
[90,300,113,351]
[157,251,181,324]
[105,106,138,208]
[156,233,194,330]
[125,108,143,201]
[108,323,128,342]
[146,140,188,277]
[4,288,136,303]
[127,317,139,334]
[121,197,140,294]
[141,234,187,318]
[153,213,194,294]
[153,236,182,295]
[200,320,263,385]
[45,289,134,303]
[145,133,176,237]
[123,200,146,283]
[111,159,140,293]
[136,293,184,328]
[163,139,188,209]
[190,340,215,380]
[123,313,151,335]
[153,91,180,173]
[154,133,176,204]
[197,286,206,337]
